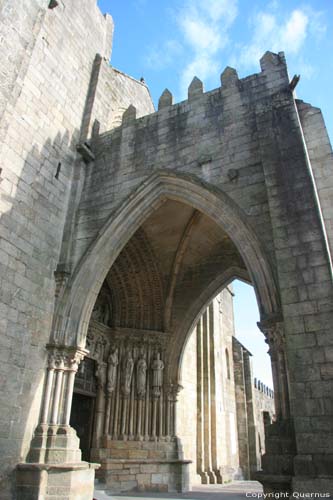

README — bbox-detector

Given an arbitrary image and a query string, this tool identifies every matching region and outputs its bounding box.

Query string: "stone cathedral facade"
[0,1,333,499]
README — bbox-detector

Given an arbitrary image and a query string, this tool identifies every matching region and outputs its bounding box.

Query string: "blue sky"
[98,0,333,141]
[97,0,333,387]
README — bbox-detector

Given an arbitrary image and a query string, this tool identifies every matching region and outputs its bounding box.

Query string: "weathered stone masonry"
[0,1,333,498]
[178,289,275,486]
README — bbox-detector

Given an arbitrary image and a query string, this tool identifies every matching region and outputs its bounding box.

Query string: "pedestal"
[255,419,296,494]
[16,462,99,500]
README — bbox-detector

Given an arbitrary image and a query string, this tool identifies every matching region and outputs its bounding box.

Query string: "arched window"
[225,348,231,380]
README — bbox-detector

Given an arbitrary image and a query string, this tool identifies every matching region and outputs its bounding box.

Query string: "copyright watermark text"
[246,494,331,499]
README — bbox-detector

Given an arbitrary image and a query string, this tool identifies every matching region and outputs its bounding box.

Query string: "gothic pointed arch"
[51,170,281,349]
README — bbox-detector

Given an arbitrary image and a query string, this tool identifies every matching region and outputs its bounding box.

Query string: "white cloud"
[145,39,183,70]
[180,55,220,96]
[176,0,238,97]
[284,10,308,54]
[237,6,326,74]
[180,17,223,53]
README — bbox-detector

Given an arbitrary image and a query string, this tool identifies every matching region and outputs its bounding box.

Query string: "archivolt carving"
[106,227,165,331]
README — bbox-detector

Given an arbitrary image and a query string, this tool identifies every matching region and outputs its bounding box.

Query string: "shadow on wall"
[0,128,79,498]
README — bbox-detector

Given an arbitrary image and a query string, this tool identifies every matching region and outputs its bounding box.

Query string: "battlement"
[96,50,290,138]
[254,378,274,399]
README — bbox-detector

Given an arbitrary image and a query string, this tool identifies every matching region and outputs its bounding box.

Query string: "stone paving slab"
[94,480,262,500]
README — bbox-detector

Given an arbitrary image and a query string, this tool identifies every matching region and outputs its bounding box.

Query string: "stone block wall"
[296,100,333,260]
[93,440,189,494]
[0,0,46,126]
[178,288,242,484]
[80,61,155,139]
[68,52,333,489]
[254,379,275,466]
[71,64,280,272]
[177,323,198,483]
[215,288,240,479]
[1,0,333,493]
[0,1,117,496]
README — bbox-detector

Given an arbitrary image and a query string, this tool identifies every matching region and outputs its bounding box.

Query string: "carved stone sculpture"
[94,336,106,361]
[91,297,110,325]
[122,347,134,396]
[107,347,118,393]
[151,352,164,397]
[95,361,107,389]
[136,352,147,399]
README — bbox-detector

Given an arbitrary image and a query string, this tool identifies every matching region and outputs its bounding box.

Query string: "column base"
[255,419,296,493]
[292,476,333,494]
[26,424,82,463]
[16,462,99,500]
[293,453,333,493]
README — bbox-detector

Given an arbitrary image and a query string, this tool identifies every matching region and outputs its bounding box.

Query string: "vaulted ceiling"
[94,199,249,332]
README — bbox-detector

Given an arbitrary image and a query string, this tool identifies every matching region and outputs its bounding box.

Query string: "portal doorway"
[70,357,97,461]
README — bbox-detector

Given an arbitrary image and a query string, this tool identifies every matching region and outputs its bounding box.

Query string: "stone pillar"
[196,318,206,481]
[202,311,215,483]
[167,383,182,439]
[151,351,164,440]
[17,344,99,500]
[258,321,290,421]
[94,361,107,445]
[27,345,88,463]
[232,338,251,479]
[256,320,296,493]
[242,349,259,476]
[44,345,87,427]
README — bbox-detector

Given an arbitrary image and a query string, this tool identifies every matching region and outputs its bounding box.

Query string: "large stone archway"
[2,7,333,492]
[52,171,280,349]
[22,171,293,496]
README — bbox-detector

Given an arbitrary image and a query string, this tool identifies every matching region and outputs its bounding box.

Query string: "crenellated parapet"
[254,378,274,399]
[111,51,289,134]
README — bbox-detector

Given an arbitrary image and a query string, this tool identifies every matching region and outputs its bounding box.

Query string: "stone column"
[151,351,164,439]
[18,345,97,500]
[104,346,118,436]
[104,392,113,435]
[46,345,87,426]
[94,361,107,445]
[196,318,206,481]
[256,319,295,493]
[62,350,86,425]
[26,344,87,465]
[167,383,182,438]
[50,355,65,424]
[40,355,56,424]
[202,311,215,483]
[258,320,290,420]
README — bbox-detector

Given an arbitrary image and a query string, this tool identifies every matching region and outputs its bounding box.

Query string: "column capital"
[46,344,88,372]
[257,317,285,352]
[166,383,183,402]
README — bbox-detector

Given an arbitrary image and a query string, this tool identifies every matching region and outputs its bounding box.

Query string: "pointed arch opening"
[52,170,281,351]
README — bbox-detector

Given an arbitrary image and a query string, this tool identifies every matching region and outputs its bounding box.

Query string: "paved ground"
[94,480,263,500]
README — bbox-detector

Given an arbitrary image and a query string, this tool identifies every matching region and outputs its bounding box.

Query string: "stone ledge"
[103,458,191,464]
[17,461,100,471]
